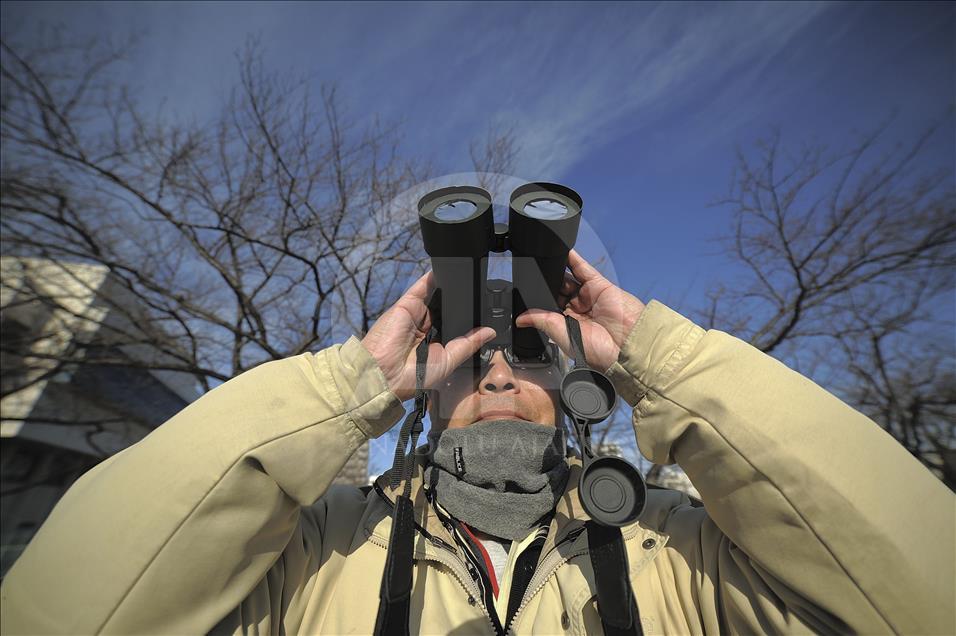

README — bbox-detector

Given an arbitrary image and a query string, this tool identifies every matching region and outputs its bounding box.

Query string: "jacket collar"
[366,452,596,552]
[369,453,449,548]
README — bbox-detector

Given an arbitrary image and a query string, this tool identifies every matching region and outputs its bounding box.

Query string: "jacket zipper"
[505,527,589,635]
[369,484,500,635]
[365,531,500,635]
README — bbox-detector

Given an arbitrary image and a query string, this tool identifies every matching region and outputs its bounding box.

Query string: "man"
[1,251,952,635]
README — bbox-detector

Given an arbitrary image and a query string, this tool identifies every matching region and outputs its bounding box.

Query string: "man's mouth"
[476,409,528,423]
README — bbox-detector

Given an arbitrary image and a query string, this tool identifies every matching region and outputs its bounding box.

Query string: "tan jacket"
[2,302,953,635]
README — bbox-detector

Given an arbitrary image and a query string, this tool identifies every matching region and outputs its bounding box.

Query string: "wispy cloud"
[377,2,836,177]
[3,2,834,177]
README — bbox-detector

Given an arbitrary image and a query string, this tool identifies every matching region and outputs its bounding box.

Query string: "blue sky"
[4,1,950,303]
[3,1,953,474]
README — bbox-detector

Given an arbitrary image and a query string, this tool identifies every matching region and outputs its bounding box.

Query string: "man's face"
[428,350,562,432]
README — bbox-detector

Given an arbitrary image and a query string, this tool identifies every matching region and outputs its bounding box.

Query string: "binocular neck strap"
[564,314,589,369]
[587,521,644,636]
[563,314,594,459]
[375,332,431,636]
[388,331,431,494]
[563,316,641,634]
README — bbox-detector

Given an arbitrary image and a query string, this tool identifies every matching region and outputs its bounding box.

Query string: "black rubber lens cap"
[579,456,647,526]
[561,368,616,424]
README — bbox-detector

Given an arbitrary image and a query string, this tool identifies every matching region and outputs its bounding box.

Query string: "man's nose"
[478,350,519,394]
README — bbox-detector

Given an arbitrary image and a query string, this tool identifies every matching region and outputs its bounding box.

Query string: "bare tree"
[1,33,429,410]
[1,32,526,496]
[700,121,956,488]
[836,297,955,487]
[469,123,518,194]
[587,122,955,491]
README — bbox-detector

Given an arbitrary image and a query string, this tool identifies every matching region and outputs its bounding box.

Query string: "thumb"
[439,326,496,374]
[515,309,572,356]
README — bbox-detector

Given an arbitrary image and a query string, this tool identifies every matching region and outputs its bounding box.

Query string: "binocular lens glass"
[434,199,479,221]
[522,198,569,220]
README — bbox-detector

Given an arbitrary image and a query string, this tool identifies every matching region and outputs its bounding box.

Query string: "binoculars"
[418,182,582,363]
[417,182,646,526]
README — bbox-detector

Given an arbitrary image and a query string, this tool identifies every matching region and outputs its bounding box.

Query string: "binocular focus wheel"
[579,456,647,527]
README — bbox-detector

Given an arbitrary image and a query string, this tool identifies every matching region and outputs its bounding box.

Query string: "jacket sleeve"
[0,336,406,635]
[605,301,955,635]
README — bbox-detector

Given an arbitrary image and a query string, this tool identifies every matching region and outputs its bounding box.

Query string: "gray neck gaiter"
[424,419,569,540]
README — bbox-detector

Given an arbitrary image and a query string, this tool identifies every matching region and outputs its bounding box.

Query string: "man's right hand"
[361,271,496,402]
[515,249,645,372]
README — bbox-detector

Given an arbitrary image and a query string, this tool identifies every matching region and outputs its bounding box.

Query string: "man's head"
[427,346,566,433]
[424,343,572,541]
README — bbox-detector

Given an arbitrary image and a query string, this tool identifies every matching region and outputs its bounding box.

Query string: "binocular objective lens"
[434,199,479,221]
[522,198,569,220]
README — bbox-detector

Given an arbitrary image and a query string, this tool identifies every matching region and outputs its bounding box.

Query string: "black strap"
[565,314,588,369]
[375,332,432,636]
[564,314,595,460]
[587,521,643,636]
[389,334,431,491]
[374,494,415,636]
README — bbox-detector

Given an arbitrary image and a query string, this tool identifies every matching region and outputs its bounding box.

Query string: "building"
[0,257,369,577]
[0,257,205,577]
[594,442,701,500]
[646,463,701,500]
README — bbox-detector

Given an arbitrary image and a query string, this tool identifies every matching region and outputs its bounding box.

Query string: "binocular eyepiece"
[418,182,581,362]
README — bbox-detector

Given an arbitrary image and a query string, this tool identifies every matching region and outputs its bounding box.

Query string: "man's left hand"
[362,271,496,402]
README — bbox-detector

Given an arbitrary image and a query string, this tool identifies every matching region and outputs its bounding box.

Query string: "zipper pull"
[430,536,455,552]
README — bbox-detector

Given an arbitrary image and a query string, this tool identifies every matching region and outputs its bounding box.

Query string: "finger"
[515,309,572,355]
[557,289,581,310]
[396,271,436,325]
[439,326,496,375]
[566,294,591,316]
[560,272,581,295]
[567,249,604,283]
[402,271,436,303]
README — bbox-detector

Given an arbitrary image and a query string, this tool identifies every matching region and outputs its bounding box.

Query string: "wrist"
[360,337,398,393]
[605,301,703,405]
[330,337,407,438]
[614,295,646,350]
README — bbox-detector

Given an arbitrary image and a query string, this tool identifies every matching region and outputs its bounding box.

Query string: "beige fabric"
[2,301,953,635]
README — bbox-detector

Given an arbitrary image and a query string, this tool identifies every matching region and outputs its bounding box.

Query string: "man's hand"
[362,271,496,402]
[516,249,645,372]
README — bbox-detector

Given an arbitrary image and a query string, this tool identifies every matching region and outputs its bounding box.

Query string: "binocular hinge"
[493,222,509,253]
